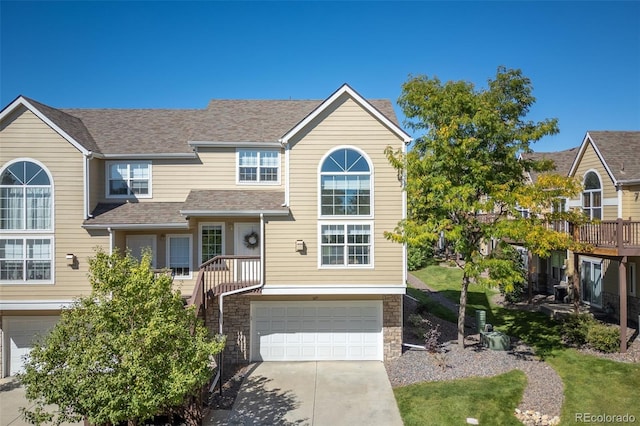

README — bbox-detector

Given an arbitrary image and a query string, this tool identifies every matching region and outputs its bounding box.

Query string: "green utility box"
[475,310,486,334]
[481,331,510,351]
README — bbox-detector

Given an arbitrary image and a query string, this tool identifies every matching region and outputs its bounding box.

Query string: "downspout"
[213,213,265,394]
[107,227,114,254]
[83,153,92,219]
[617,183,623,219]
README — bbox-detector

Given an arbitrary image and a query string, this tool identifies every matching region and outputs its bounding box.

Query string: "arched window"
[319,148,373,268]
[582,171,602,220]
[0,160,53,283]
[320,148,371,216]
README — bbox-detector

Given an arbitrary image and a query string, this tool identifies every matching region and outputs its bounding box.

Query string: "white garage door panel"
[251,301,382,361]
[5,316,59,376]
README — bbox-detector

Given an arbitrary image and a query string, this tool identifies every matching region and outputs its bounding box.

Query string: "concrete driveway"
[0,377,81,426]
[219,361,403,426]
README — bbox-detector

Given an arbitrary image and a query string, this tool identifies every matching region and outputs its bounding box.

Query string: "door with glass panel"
[581,259,602,307]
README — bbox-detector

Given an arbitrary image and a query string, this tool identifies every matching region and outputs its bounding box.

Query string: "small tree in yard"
[18,249,225,426]
[386,66,584,347]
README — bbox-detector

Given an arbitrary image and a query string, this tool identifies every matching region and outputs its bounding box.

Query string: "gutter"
[82,223,189,230]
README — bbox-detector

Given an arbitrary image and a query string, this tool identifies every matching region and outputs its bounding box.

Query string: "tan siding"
[97,149,285,203]
[1,108,109,301]
[570,142,618,220]
[265,97,404,285]
[89,157,104,209]
[623,185,640,220]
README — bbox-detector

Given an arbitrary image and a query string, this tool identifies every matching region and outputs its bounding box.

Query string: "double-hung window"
[319,147,373,268]
[200,223,224,264]
[237,150,279,184]
[167,235,192,279]
[107,161,151,198]
[0,160,53,283]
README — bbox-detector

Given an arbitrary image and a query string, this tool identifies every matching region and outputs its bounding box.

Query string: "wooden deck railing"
[187,255,261,312]
[578,219,640,252]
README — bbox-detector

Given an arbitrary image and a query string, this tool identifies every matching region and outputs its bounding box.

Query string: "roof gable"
[0,96,97,155]
[569,131,640,184]
[280,84,412,145]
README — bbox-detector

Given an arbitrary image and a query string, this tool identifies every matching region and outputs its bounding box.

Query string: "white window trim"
[318,220,374,269]
[0,158,55,233]
[582,169,603,220]
[0,235,55,284]
[317,146,374,220]
[629,262,637,297]
[166,234,192,279]
[105,161,153,199]
[236,149,281,185]
[198,222,225,266]
[580,256,603,307]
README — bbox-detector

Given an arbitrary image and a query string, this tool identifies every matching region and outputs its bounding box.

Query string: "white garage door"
[251,301,382,361]
[4,316,59,376]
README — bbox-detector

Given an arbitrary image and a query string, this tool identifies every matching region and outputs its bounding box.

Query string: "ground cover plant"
[394,370,526,426]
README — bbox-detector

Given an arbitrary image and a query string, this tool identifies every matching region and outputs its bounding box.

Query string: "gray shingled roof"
[523,147,580,182]
[83,190,289,227]
[52,98,398,155]
[181,190,288,215]
[586,131,640,182]
[84,202,187,227]
[23,97,102,154]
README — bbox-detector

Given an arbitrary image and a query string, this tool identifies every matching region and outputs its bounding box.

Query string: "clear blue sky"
[1,1,639,152]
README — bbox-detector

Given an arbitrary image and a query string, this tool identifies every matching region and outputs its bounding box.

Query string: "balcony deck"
[575,219,640,257]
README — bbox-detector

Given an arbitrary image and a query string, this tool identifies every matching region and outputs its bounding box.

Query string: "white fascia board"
[96,153,198,160]
[180,210,289,217]
[0,300,73,310]
[189,141,283,149]
[82,223,189,230]
[568,132,617,185]
[1,97,91,156]
[279,84,413,144]
[261,284,406,296]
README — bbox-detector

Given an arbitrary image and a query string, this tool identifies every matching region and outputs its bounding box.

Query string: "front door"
[234,222,260,282]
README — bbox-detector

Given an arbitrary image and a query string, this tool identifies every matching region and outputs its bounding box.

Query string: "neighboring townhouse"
[0,84,411,377]
[518,147,579,295]
[567,131,640,351]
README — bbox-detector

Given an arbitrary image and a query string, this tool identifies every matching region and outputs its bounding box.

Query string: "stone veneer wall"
[383,294,403,360]
[205,294,251,364]
[205,294,404,363]
[602,291,640,326]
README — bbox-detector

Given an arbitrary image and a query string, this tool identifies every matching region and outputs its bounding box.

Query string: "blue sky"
[1,1,638,152]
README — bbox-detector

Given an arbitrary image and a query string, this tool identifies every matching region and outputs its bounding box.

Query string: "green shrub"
[586,323,620,353]
[408,313,424,328]
[561,313,595,346]
[407,244,433,271]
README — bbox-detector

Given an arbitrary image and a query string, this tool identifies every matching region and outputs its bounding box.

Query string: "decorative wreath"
[243,231,259,249]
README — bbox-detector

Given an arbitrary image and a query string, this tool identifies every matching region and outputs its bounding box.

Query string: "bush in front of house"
[561,313,596,346]
[586,323,621,353]
[407,243,434,271]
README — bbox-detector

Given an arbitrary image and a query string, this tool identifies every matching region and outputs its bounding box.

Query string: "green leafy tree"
[18,249,225,426]
[387,67,584,346]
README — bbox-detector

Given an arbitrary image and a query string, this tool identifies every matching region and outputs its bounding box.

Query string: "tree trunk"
[527,250,533,304]
[183,392,203,426]
[458,274,470,347]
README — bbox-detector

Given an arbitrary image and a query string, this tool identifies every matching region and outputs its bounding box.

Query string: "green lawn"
[406,287,457,323]
[394,370,526,426]
[401,264,640,425]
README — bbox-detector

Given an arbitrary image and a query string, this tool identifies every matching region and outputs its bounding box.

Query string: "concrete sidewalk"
[210,361,403,426]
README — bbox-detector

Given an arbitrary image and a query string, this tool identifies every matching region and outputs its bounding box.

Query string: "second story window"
[582,171,601,220]
[1,160,54,283]
[1,160,52,231]
[107,161,151,198]
[237,150,279,184]
[320,148,371,216]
